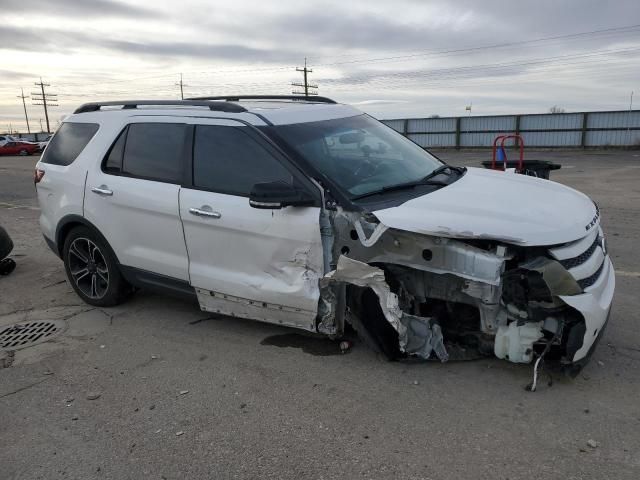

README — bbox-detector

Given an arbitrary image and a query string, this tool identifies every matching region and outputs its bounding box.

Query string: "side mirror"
[249,181,316,209]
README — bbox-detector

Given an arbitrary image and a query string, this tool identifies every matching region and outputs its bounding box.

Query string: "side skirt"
[119,265,197,300]
[195,288,317,332]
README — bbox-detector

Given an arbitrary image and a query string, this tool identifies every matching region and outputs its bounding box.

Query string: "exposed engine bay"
[317,209,609,382]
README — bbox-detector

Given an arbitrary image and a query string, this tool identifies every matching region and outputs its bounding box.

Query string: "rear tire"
[62,226,129,307]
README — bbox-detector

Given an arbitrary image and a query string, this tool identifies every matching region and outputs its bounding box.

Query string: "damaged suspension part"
[323,256,449,362]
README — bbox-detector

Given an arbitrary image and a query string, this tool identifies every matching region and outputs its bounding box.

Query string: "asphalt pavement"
[1,150,639,479]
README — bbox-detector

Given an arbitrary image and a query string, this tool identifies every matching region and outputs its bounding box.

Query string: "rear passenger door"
[179,119,324,330]
[84,118,190,283]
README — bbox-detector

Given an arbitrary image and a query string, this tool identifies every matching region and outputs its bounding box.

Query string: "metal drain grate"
[0,320,66,351]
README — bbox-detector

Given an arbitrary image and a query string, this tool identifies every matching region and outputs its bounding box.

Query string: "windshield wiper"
[422,164,465,181]
[350,164,464,201]
[351,178,447,201]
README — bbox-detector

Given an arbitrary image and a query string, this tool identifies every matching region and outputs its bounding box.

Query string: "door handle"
[189,207,221,219]
[91,186,113,196]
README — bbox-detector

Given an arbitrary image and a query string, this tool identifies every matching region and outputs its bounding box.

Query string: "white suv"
[35,96,614,378]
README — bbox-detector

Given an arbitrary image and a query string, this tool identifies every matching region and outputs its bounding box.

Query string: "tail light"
[34,169,45,184]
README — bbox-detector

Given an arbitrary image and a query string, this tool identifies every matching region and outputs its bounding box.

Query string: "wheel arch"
[55,215,121,263]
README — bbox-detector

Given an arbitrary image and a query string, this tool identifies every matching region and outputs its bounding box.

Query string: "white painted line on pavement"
[0,202,40,210]
[616,271,640,278]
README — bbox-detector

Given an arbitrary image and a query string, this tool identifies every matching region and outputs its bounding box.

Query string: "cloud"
[96,38,298,63]
[442,0,640,36]
[0,25,301,63]
[351,100,410,105]
[0,26,43,53]
[1,0,160,18]
[0,69,31,80]
[207,10,492,55]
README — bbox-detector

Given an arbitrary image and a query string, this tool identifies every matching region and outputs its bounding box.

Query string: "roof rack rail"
[73,100,247,114]
[187,95,337,104]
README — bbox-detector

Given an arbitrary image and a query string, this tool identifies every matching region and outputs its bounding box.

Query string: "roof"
[70,96,362,126]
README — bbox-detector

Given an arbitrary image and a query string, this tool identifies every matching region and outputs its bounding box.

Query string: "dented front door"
[179,120,324,330]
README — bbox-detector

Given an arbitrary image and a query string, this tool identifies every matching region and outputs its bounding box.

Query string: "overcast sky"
[1,0,639,132]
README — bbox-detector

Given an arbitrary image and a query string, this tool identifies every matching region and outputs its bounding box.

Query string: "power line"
[310,23,640,67]
[321,60,639,94]
[317,47,640,87]
[53,80,290,99]
[32,78,57,133]
[314,49,640,94]
[292,57,318,96]
[17,88,30,134]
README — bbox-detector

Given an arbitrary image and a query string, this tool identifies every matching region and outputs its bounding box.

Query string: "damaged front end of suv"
[317,206,614,379]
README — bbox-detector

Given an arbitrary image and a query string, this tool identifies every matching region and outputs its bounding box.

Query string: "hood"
[373,167,598,246]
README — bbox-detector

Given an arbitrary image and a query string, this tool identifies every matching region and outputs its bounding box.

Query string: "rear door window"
[193,125,293,196]
[121,123,186,184]
[41,123,99,166]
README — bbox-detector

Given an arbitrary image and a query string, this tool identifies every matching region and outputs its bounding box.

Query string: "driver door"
[179,119,324,331]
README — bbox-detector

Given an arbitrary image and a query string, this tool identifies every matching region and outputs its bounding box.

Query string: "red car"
[0,135,41,156]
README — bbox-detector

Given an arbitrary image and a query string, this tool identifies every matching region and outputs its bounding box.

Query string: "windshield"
[272,115,443,199]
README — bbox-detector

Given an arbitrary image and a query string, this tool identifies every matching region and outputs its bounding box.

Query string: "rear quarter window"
[41,122,99,166]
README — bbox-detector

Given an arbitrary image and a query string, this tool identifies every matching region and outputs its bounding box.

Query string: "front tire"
[62,226,129,307]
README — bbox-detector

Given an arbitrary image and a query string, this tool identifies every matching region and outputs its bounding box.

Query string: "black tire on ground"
[0,225,14,259]
[0,258,16,276]
[18,149,28,156]
[62,226,130,307]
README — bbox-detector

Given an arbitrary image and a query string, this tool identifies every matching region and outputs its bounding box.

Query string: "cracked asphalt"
[1,150,639,479]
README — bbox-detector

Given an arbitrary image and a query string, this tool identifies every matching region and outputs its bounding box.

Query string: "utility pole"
[17,88,31,134]
[292,58,318,96]
[32,78,58,133]
[175,73,188,100]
